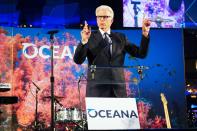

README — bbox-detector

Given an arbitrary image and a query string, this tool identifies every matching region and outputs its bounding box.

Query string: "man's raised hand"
[81,20,91,44]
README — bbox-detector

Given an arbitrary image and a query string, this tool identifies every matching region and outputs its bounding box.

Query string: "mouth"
[100,23,106,26]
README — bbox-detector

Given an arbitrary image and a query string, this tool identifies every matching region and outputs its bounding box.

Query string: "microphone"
[137,65,149,70]
[137,66,149,80]
[32,81,41,91]
[90,65,96,80]
[47,30,59,34]
[47,30,59,40]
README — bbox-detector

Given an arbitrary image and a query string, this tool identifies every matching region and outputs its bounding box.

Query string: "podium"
[79,65,148,98]
[78,65,149,130]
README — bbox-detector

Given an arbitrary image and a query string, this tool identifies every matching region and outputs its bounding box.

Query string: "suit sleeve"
[125,34,150,58]
[73,42,88,64]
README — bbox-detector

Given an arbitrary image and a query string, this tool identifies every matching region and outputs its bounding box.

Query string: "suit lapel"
[90,31,110,58]
[94,31,103,45]
[89,31,103,51]
[111,32,120,59]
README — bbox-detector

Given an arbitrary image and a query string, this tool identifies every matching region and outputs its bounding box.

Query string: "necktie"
[104,33,112,57]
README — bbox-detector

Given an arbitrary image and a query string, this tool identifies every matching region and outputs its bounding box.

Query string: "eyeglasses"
[96,16,111,20]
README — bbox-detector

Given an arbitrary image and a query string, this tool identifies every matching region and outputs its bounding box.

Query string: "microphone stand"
[136,65,149,123]
[32,81,41,130]
[35,87,39,130]
[47,30,58,130]
[78,73,86,130]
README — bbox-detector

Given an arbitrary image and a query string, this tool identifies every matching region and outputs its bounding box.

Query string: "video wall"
[0,27,187,129]
[123,0,185,28]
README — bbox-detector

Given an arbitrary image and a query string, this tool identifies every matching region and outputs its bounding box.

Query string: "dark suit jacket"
[74,30,150,97]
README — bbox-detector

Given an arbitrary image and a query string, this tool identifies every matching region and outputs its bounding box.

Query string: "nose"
[100,17,105,21]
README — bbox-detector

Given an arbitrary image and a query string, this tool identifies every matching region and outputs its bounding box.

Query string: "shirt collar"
[99,28,111,37]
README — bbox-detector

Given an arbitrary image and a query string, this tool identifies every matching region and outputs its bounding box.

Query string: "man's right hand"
[81,21,91,44]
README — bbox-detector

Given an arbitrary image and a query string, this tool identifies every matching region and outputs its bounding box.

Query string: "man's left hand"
[142,16,151,37]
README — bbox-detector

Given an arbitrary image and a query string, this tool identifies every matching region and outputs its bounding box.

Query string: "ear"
[111,18,114,24]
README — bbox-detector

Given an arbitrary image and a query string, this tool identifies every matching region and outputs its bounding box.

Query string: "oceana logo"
[87,109,138,118]
[22,43,76,59]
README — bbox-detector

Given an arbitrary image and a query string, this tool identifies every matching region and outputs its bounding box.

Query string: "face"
[96,10,113,32]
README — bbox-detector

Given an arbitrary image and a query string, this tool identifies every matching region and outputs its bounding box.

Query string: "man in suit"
[74,5,151,97]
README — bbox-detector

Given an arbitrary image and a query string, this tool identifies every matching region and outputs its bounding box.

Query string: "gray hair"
[95,5,114,18]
